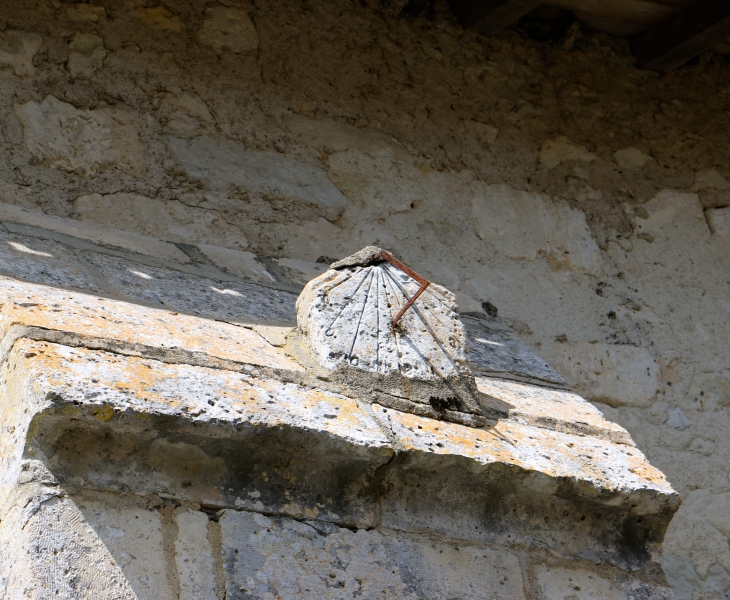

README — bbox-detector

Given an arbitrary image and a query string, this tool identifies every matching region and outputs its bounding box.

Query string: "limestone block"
[472,184,601,274]
[693,168,730,191]
[536,565,629,599]
[663,491,730,599]
[166,136,348,221]
[0,181,37,209]
[633,191,709,241]
[77,493,175,599]
[0,230,101,291]
[253,324,293,347]
[681,490,730,539]
[218,511,526,599]
[80,251,297,326]
[14,96,146,176]
[666,407,692,430]
[159,92,214,135]
[65,4,106,22]
[706,206,730,236]
[547,342,659,408]
[66,33,106,79]
[0,278,302,372]
[74,192,249,249]
[7,338,391,523]
[0,492,136,599]
[137,6,182,32]
[174,507,217,600]
[287,114,412,163]
[160,93,213,122]
[613,147,654,169]
[274,257,329,286]
[476,377,633,445]
[463,315,566,385]
[280,218,349,262]
[539,136,597,169]
[373,405,678,567]
[0,202,190,263]
[199,244,277,285]
[199,7,258,54]
[687,372,730,411]
[0,30,42,76]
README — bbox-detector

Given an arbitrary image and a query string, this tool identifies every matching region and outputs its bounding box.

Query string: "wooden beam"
[631,0,730,72]
[452,0,542,37]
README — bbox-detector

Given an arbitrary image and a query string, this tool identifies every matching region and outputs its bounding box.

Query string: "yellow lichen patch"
[137,6,182,32]
[375,405,674,495]
[15,338,390,450]
[92,404,114,421]
[0,280,304,373]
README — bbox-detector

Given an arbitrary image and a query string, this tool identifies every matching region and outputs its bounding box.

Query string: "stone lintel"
[0,332,680,569]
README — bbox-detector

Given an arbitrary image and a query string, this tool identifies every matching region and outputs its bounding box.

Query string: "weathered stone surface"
[0,30,42,76]
[0,202,190,263]
[663,490,730,599]
[199,7,258,54]
[297,256,483,424]
[535,565,655,600]
[166,136,348,221]
[706,206,730,236]
[14,96,146,176]
[633,191,709,241]
[137,6,182,32]
[613,147,654,169]
[476,377,634,444]
[81,251,297,325]
[0,493,137,599]
[66,33,106,79]
[539,136,597,169]
[472,184,601,274]
[74,192,249,249]
[286,115,413,163]
[687,371,730,411]
[0,278,302,372]
[463,314,566,386]
[548,342,660,408]
[373,404,678,567]
[0,230,101,291]
[0,1,725,595]
[0,181,37,209]
[174,507,218,600]
[199,244,277,285]
[77,492,176,599]
[274,257,329,286]
[219,510,526,600]
[9,338,391,523]
[65,3,106,21]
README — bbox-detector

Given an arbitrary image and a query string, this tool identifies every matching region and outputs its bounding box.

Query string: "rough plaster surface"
[0,0,729,595]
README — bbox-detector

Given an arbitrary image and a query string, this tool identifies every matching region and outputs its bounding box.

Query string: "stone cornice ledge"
[0,278,680,573]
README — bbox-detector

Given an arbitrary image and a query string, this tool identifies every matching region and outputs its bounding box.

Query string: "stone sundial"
[296,246,486,427]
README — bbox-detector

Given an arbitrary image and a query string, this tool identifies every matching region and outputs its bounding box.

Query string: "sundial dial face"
[297,247,485,427]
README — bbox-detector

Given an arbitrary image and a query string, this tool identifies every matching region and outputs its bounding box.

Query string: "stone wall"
[1,0,730,597]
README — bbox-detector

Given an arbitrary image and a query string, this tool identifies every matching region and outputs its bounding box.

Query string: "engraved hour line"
[374,268,380,373]
[323,269,356,295]
[324,269,372,335]
[348,269,375,364]
[381,266,456,376]
[381,267,405,376]
[383,266,441,378]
